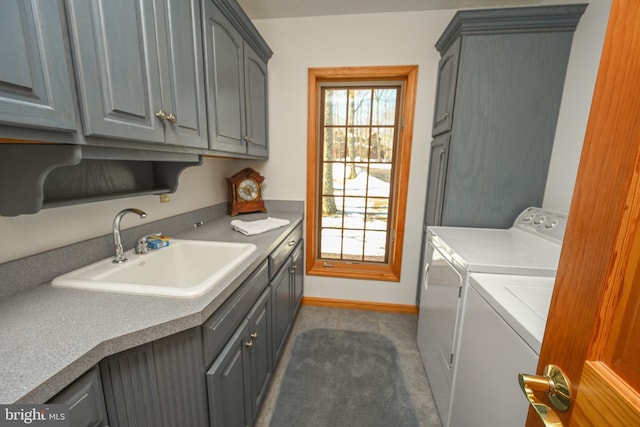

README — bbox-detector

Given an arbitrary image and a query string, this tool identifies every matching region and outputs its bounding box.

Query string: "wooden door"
[527,1,640,425]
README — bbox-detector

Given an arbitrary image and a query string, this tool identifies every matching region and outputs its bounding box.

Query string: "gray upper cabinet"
[431,38,460,136]
[202,0,272,158]
[0,0,76,132]
[67,0,207,148]
[424,5,587,229]
[244,45,268,158]
[158,0,208,148]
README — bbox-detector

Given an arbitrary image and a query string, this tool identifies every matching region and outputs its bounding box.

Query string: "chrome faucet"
[113,208,147,263]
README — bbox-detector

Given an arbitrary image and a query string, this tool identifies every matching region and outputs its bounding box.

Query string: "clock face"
[238,178,259,201]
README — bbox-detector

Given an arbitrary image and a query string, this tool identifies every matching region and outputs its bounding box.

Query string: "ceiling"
[236,0,543,19]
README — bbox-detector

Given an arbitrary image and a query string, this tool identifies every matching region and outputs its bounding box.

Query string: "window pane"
[322,196,343,228]
[320,228,342,259]
[342,164,367,197]
[367,169,390,198]
[323,128,345,161]
[346,127,370,162]
[347,89,372,126]
[342,229,364,261]
[370,128,394,163]
[366,198,389,230]
[364,230,387,262]
[324,89,347,125]
[372,88,398,126]
[343,196,365,218]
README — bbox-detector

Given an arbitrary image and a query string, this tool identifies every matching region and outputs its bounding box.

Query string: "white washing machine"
[449,273,554,426]
[416,207,566,426]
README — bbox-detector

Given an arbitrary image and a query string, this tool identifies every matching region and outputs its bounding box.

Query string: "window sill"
[306,259,400,282]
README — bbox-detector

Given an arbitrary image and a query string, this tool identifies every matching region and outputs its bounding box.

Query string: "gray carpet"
[269,328,419,427]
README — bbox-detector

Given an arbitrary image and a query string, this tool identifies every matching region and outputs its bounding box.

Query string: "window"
[306,66,418,281]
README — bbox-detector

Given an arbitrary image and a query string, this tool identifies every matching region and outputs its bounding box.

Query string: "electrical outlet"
[159,194,171,203]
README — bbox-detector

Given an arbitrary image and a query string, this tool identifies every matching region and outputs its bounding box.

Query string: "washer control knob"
[533,215,546,226]
[544,219,558,229]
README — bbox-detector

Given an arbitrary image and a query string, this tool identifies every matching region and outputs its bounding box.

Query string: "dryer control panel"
[513,207,568,243]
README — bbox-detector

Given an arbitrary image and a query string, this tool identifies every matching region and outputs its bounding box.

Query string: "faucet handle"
[136,233,162,254]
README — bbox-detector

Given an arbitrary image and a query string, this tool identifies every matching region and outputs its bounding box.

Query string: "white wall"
[543,0,611,212]
[251,1,611,305]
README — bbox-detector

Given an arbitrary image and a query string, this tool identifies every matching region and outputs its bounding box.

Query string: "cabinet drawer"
[203,261,268,366]
[269,224,302,278]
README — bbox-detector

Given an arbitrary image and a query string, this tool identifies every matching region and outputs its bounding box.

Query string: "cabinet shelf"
[0,143,201,216]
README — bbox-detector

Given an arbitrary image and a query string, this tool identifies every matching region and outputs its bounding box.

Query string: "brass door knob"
[518,364,571,426]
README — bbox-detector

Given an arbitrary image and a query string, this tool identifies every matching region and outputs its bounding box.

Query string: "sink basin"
[51,240,257,298]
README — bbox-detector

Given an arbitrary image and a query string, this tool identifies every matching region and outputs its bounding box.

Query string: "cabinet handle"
[166,112,177,124]
[245,332,259,349]
[442,112,450,119]
[243,135,254,143]
[155,110,168,121]
[289,264,297,274]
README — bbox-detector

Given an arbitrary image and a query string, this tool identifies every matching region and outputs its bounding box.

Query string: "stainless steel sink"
[52,240,257,298]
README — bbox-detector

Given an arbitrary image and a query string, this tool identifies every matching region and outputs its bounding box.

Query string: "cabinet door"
[49,367,108,427]
[67,0,165,142]
[432,38,460,136]
[101,329,207,427]
[290,243,304,318]
[207,319,252,427]
[153,328,208,427]
[100,343,164,427]
[270,259,292,363]
[246,287,272,419]
[424,134,451,226]
[202,0,246,154]
[159,0,207,149]
[244,44,268,158]
[0,0,76,131]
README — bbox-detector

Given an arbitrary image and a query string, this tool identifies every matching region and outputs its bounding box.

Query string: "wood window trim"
[305,65,418,282]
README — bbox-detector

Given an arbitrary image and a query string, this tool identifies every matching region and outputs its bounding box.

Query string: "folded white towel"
[230,217,290,236]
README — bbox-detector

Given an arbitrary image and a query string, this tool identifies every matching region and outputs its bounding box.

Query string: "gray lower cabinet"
[424,5,587,229]
[424,134,451,227]
[66,0,207,148]
[49,367,108,427]
[0,0,76,132]
[269,229,304,364]
[290,243,304,317]
[202,0,270,158]
[206,287,272,427]
[100,327,208,427]
[270,258,292,363]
